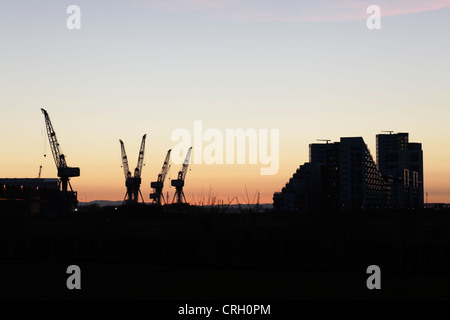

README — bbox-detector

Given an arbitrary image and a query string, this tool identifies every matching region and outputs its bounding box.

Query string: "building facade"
[0,178,77,215]
[274,133,422,212]
[376,132,424,209]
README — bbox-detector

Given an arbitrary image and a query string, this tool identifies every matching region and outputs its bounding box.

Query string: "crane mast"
[171,147,192,204]
[159,149,171,183]
[150,149,171,205]
[119,135,146,205]
[180,147,192,181]
[41,108,79,211]
[41,108,67,169]
[134,134,146,178]
[120,139,131,180]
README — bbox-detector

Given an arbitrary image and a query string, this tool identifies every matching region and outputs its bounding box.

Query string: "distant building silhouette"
[0,178,64,215]
[274,133,423,212]
[376,132,423,209]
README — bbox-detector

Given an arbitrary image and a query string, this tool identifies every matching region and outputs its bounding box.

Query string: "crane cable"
[40,119,46,178]
[42,120,46,158]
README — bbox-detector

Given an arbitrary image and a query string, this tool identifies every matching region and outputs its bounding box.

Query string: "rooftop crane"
[150,149,171,205]
[119,134,146,205]
[41,108,80,209]
[171,147,192,204]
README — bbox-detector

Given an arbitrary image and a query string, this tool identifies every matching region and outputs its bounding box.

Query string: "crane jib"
[41,108,80,179]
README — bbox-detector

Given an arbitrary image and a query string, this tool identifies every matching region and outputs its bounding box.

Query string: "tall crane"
[171,147,192,204]
[150,149,171,205]
[119,134,146,205]
[41,108,80,209]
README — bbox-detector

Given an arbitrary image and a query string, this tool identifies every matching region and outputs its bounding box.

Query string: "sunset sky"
[1,1,449,204]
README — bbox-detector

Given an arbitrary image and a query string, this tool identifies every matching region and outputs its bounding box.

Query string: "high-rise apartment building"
[376,132,423,209]
[274,136,386,212]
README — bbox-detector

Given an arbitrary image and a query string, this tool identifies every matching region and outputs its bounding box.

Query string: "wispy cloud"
[134,0,450,21]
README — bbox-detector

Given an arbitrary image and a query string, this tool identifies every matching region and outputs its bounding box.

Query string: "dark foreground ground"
[2,259,450,300]
[1,206,450,299]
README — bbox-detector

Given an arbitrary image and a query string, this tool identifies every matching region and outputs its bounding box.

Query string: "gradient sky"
[1,1,449,204]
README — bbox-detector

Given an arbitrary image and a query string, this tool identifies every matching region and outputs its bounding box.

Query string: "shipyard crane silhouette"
[120,134,147,205]
[41,108,80,210]
[171,147,192,204]
[150,149,172,205]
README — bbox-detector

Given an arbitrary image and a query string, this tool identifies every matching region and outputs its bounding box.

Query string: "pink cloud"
[135,0,450,21]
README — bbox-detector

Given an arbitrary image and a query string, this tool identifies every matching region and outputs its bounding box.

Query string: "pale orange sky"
[0,2,449,204]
